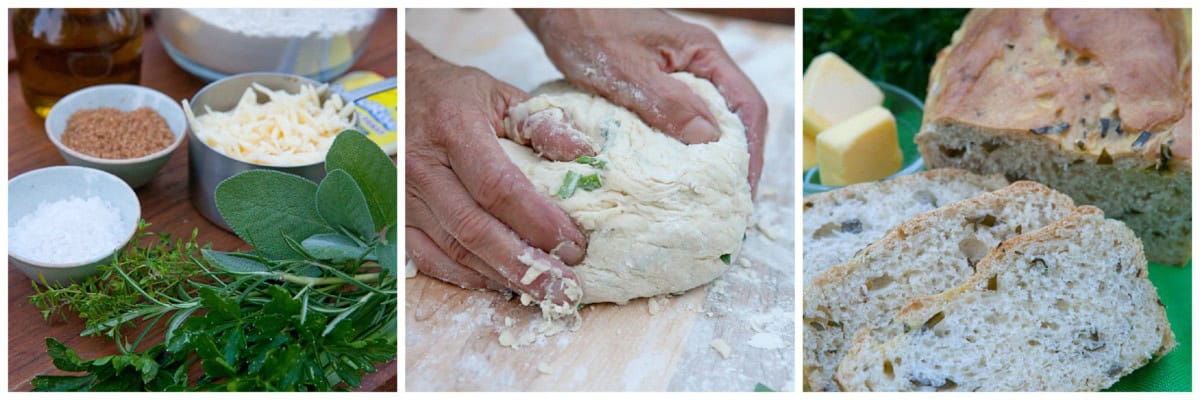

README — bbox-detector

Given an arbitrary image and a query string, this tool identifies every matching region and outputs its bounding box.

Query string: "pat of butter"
[803,133,818,170]
[816,106,902,186]
[803,52,883,137]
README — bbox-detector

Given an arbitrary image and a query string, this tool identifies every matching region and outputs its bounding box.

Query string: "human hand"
[405,37,589,306]
[518,8,768,191]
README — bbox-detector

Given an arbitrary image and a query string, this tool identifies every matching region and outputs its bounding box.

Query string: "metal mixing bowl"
[186,72,329,231]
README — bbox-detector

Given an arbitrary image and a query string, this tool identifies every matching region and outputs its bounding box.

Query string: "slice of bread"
[803,169,1007,285]
[834,207,1175,392]
[803,181,1075,391]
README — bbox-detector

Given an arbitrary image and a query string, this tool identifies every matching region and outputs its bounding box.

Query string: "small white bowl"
[44,84,188,188]
[8,166,141,285]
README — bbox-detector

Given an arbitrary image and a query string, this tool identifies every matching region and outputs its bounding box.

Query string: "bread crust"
[926,8,1190,156]
[918,9,1192,265]
[802,168,1007,209]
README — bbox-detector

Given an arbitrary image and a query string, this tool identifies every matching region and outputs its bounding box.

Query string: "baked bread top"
[924,9,1191,169]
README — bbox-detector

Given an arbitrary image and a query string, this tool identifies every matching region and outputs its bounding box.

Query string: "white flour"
[184,8,377,38]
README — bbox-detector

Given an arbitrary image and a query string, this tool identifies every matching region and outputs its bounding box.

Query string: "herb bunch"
[31,131,398,391]
[30,222,207,346]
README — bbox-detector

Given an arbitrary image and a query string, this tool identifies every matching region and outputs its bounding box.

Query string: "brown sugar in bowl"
[60,107,176,160]
[45,84,187,188]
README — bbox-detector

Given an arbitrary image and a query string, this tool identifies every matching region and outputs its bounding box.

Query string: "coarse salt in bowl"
[8,166,140,285]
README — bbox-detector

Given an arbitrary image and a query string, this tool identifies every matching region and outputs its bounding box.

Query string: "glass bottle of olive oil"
[12,8,144,118]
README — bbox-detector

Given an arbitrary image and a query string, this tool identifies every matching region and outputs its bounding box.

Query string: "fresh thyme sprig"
[29,220,207,340]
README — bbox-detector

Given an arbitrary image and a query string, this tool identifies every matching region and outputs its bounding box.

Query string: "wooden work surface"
[6,9,398,392]
[405,9,796,391]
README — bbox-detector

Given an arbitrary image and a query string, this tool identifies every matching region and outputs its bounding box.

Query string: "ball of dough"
[501,73,753,304]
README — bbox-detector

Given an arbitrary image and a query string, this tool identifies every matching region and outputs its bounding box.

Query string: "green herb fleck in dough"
[720,253,732,265]
[575,155,607,169]
[558,170,581,199]
[577,173,603,192]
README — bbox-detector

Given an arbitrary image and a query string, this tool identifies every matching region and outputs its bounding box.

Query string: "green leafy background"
[803,8,968,99]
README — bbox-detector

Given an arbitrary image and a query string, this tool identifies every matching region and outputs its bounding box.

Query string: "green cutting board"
[1106,261,1192,392]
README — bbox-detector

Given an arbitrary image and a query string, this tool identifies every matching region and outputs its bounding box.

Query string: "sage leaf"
[301,232,371,263]
[215,170,333,259]
[325,131,397,231]
[376,226,397,276]
[316,169,375,240]
[201,249,270,274]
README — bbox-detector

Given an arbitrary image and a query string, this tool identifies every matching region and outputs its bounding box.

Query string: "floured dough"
[501,73,753,304]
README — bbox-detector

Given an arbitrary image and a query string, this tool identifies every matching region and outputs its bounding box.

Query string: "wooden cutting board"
[404,9,796,391]
[406,276,709,391]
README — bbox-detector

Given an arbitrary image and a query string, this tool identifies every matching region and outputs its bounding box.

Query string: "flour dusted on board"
[9,196,125,264]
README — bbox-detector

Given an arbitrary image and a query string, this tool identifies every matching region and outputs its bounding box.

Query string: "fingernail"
[680,116,718,144]
[552,241,586,265]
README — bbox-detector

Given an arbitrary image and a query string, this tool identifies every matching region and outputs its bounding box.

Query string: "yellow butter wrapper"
[334,71,398,156]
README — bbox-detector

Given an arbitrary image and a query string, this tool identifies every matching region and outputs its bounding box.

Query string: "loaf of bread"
[803,181,1075,391]
[802,169,1007,284]
[834,206,1175,391]
[915,9,1192,265]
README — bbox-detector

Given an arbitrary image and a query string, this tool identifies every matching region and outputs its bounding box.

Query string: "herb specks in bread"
[833,208,1175,391]
[842,219,864,234]
[1131,131,1152,148]
[1030,122,1070,135]
[1156,143,1173,171]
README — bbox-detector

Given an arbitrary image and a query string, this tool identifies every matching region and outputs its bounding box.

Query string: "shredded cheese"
[184,83,355,166]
